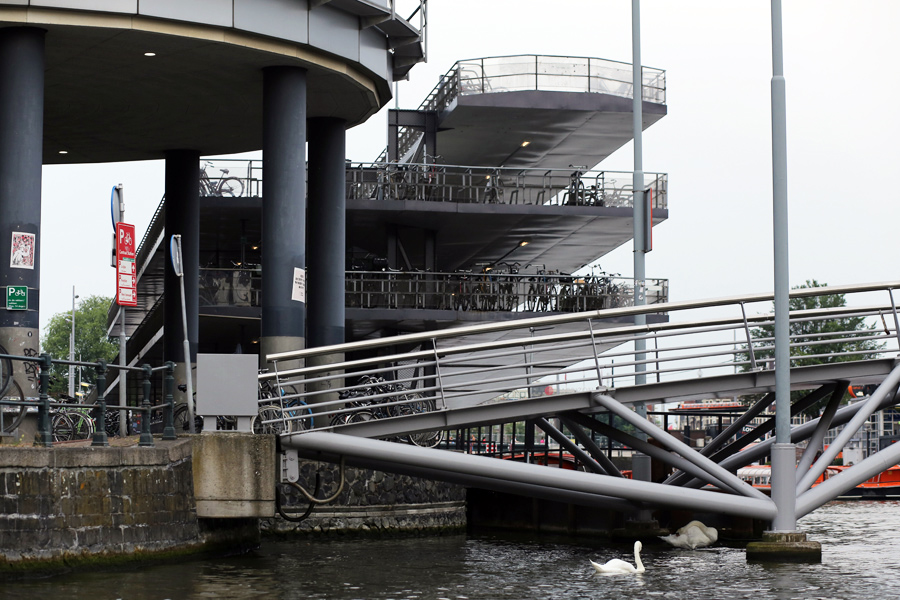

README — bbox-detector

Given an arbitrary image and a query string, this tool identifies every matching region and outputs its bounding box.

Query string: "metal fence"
[346,271,668,313]
[347,162,668,209]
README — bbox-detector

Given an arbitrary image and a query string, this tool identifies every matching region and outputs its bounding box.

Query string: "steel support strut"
[591,392,770,501]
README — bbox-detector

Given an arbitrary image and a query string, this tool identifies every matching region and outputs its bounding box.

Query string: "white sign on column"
[291,267,306,303]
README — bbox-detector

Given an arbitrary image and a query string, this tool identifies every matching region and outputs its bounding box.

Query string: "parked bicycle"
[199,161,244,197]
[0,344,29,434]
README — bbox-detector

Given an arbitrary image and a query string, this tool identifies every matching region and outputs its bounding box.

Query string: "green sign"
[7,286,27,310]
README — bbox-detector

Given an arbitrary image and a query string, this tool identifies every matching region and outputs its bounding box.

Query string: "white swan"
[659,520,718,549]
[590,540,645,574]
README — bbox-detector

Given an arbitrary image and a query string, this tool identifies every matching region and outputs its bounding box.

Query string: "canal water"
[5,501,899,599]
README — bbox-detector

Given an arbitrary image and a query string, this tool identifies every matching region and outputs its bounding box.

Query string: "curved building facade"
[0,1,425,396]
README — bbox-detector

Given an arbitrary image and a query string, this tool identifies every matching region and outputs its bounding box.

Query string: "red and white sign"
[116,222,137,307]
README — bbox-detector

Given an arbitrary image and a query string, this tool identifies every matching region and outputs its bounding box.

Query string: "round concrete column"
[260,67,307,369]
[164,150,200,401]
[0,27,45,397]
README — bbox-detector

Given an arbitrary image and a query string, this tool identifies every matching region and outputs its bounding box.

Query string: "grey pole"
[630,0,651,489]
[68,286,77,397]
[0,28,45,379]
[770,0,796,532]
[261,67,307,366]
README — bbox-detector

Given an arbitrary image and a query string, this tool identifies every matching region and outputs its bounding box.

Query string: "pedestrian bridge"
[262,281,900,523]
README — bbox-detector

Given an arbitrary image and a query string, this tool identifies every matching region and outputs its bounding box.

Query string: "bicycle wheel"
[172,404,203,434]
[1,380,27,433]
[66,409,94,440]
[253,404,291,435]
[0,345,11,400]
[51,411,76,442]
[217,177,244,197]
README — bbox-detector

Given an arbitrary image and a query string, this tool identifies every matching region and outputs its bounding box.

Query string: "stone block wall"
[0,440,202,572]
[262,458,466,535]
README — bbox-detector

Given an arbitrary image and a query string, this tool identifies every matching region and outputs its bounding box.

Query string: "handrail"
[258,281,900,431]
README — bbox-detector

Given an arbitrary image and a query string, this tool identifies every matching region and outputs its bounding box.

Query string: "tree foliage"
[738,280,883,414]
[41,295,118,396]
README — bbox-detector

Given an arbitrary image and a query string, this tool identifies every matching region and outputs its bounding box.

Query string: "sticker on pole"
[116,222,137,307]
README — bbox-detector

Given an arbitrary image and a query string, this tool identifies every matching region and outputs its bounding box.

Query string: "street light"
[69,286,78,397]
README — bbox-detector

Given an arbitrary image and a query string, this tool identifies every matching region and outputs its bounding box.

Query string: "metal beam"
[795,382,846,491]
[563,411,742,494]
[557,415,624,478]
[797,360,900,492]
[282,432,777,520]
[591,392,770,501]
[533,417,606,475]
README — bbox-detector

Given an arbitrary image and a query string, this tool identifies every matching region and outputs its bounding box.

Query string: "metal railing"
[347,162,668,209]
[0,352,180,448]
[381,53,666,164]
[196,267,668,314]
[423,54,666,115]
[260,282,900,431]
[346,271,668,313]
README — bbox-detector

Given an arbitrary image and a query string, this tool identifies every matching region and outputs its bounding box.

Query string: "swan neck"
[635,547,645,572]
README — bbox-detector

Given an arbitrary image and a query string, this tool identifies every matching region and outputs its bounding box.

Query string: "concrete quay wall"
[263,458,467,536]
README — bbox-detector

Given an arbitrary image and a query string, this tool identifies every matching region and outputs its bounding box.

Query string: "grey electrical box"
[197,354,258,431]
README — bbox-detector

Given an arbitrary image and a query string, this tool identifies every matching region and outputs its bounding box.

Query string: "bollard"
[36,353,53,447]
[139,364,154,447]
[92,360,109,447]
[162,361,176,440]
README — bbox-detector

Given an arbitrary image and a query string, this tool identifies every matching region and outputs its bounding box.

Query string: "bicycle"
[199,161,244,197]
[0,344,30,434]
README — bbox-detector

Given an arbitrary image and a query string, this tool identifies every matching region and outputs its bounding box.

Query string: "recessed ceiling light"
[144,52,156,57]
[521,140,531,147]
[58,150,68,154]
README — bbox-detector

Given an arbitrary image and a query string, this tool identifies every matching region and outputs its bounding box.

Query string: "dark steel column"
[164,150,200,401]
[307,117,346,349]
[306,118,346,416]
[0,28,45,395]
[261,67,307,365]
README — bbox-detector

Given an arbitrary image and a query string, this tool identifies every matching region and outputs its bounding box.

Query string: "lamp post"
[69,286,79,398]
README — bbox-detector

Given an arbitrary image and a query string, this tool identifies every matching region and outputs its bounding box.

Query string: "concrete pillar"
[260,67,307,368]
[306,118,346,417]
[0,28,45,396]
[164,150,200,402]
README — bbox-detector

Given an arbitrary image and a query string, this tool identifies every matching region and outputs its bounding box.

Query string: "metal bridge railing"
[347,162,668,209]
[259,281,900,433]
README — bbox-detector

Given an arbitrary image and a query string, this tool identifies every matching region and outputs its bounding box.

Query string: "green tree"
[41,295,118,396]
[739,280,883,414]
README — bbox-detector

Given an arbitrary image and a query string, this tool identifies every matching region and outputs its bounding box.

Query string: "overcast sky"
[38,0,900,337]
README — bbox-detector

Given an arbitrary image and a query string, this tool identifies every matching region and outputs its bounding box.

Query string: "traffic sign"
[6,286,26,310]
[116,222,137,307]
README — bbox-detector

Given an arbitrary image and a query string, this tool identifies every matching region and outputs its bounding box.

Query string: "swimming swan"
[590,541,645,574]
[659,520,718,549]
